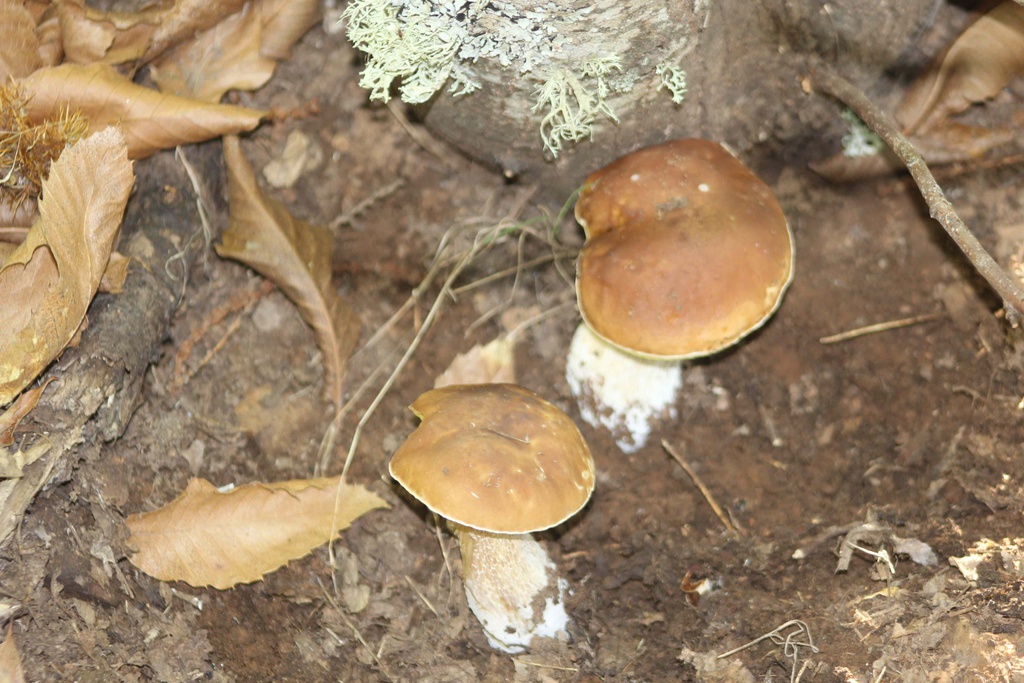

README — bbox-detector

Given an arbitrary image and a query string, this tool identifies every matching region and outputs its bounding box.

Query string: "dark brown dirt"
[4,8,1024,683]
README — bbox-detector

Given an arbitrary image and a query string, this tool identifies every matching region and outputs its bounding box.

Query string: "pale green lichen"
[448,63,481,98]
[341,0,627,156]
[342,0,465,104]
[532,56,622,158]
[840,108,884,158]
[656,62,688,104]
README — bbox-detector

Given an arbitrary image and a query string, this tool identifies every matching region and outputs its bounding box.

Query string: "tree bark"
[416,0,944,199]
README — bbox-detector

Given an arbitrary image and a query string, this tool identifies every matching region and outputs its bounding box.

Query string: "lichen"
[840,108,884,157]
[656,61,688,104]
[342,0,465,104]
[341,0,627,156]
[531,55,623,158]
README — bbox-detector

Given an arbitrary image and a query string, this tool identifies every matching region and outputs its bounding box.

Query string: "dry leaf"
[217,135,359,408]
[0,378,54,447]
[34,11,62,68]
[141,0,249,66]
[99,251,131,294]
[0,127,133,406]
[152,0,320,103]
[55,0,247,67]
[0,0,42,81]
[56,0,164,65]
[126,476,388,589]
[0,623,25,683]
[434,337,517,388]
[897,2,1024,135]
[20,63,265,159]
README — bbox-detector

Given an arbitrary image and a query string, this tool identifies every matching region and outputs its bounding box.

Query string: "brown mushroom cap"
[574,138,794,359]
[389,384,595,534]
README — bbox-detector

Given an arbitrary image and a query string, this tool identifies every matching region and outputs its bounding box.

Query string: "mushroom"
[567,138,794,452]
[389,383,595,653]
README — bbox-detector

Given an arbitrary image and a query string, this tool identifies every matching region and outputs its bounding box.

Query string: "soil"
[5,8,1024,683]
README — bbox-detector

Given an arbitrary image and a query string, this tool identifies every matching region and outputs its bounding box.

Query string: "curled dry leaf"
[56,0,163,65]
[0,127,134,407]
[0,623,25,683]
[897,1,1024,135]
[56,0,247,67]
[141,0,249,66]
[126,476,388,589]
[20,63,265,159]
[99,251,131,294]
[0,0,42,81]
[0,377,54,447]
[217,135,359,408]
[153,0,321,103]
[434,337,517,388]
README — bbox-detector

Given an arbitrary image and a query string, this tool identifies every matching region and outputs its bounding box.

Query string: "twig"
[718,619,819,683]
[818,312,944,344]
[509,658,579,672]
[316,575,394,680]
[331,179,405,230]
[170,279,274,394]
[807,62,1024,324]
[403,575,439,618]
[662,440,740,534]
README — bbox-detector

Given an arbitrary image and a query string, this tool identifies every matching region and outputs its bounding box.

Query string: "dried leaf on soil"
[55,0,163,65]
[20,63,265,159]
[896,1,1024,135]
[0,624,25,683]
[0,127,133,407]
[152,0,321,103]
[141,0,249,66]
[0,0,42,81]
[99,252,131,294]
[126,476,388,589]
[434,336,516,388]
[217,135,359,408]
[0,378,54,447]
[56,0,248,67]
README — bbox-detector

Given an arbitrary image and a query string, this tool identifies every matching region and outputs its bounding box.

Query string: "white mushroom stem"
[451,523,569,653]
[566,323,683,453]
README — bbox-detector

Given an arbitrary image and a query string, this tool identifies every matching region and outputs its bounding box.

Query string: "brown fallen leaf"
[0,127,134,406]
[0,0,42,81]
[141,0,249,66]
[56,0,164,65]
[0,623,25,683]
[20,63,265,159]
[99,252,131,294]
[126,476,388,589]
[434,337,517,388]
[34,10,62,68]
[153,0,320,103]
[217,135,359,408]
[0,377,54,447]
[897,1,1024,135]
[56,0,248,67]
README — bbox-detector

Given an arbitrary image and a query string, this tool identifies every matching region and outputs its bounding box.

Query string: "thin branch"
[807,62,1024,324]
[818,312,944,344]
[662,440,740,534]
